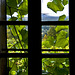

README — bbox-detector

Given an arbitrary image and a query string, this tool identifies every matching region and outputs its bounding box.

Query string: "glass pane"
[7,25,28,50]
[41,25,69,53]
[7,58,28,75]
[6,0,28,21]
[42,58,70,75]
[41,0,69,21]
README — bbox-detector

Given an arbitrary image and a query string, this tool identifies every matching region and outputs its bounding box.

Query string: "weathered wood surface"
[0,0,5,21]
[0,58,7,75]
[0,25,6,53]
[0,0,7,75]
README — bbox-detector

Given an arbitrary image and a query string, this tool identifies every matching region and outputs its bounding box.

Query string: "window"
[0,0,28,75]
[41,0,71,75]
[0,0,72,75]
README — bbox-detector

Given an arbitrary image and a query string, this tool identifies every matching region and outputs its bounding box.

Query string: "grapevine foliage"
[7,25,28,50]
[42,58,70,75]
[47,0,68,13]
[6,0,69,75]
[8,58,28,75]
[7,25,28,75]
[47,0,69,21]
[7,0,28,21]
[42,25,69,50]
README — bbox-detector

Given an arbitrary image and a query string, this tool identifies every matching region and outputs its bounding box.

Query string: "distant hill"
[6,15,28,21]
[7,14,69,21]
[41,14,69,21]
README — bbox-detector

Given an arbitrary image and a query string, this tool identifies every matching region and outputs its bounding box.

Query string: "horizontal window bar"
[0,53,28,57]
[2,49,28,51]
[41,21,69,25]
[0,21,28,25]
[42,53,69,58]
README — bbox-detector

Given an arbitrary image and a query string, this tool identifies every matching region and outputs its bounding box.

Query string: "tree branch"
[8,26,20,49]
[14,26,23,49]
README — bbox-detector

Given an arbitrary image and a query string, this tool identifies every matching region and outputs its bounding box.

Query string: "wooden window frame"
[0,0,73,75]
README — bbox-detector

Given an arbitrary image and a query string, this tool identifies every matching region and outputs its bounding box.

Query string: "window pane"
[7,25,28,50]
[41,0,69,21]
[6,0,28,21]
[41,25,69,52]
[7,58,28,75]
[42,58,70,75]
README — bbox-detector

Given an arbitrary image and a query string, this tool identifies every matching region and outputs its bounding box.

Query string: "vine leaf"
[58,15,66,21]
[7,0,17,8]
[47,0,68,13]
[19,29,28,45]
[47,1,64,13]
[55,25,68,32]
[18,0,28,15]
[62,0,68,6]
[55,30,69,48]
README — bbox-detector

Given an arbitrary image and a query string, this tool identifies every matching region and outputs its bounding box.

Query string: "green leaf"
[16,0,21,4]
[10,71,16,75]
[15,25,25,31]
[62,0,68,6]
[10,63,17,72]
[18,0,28,15]
[7,0,17,8]
[55,30,69,48]
[46,36,55,47]
[7,6,17,15]
[58,15,66,21]
[47,0,64,13]
[59,64,63,68]
[47,2,60,13]
[19,29,28,45]
[42,40,50,48]
[18,72,28,75]
[7,0,17,15]
[42,58,70,75]
[55,25,68,32]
